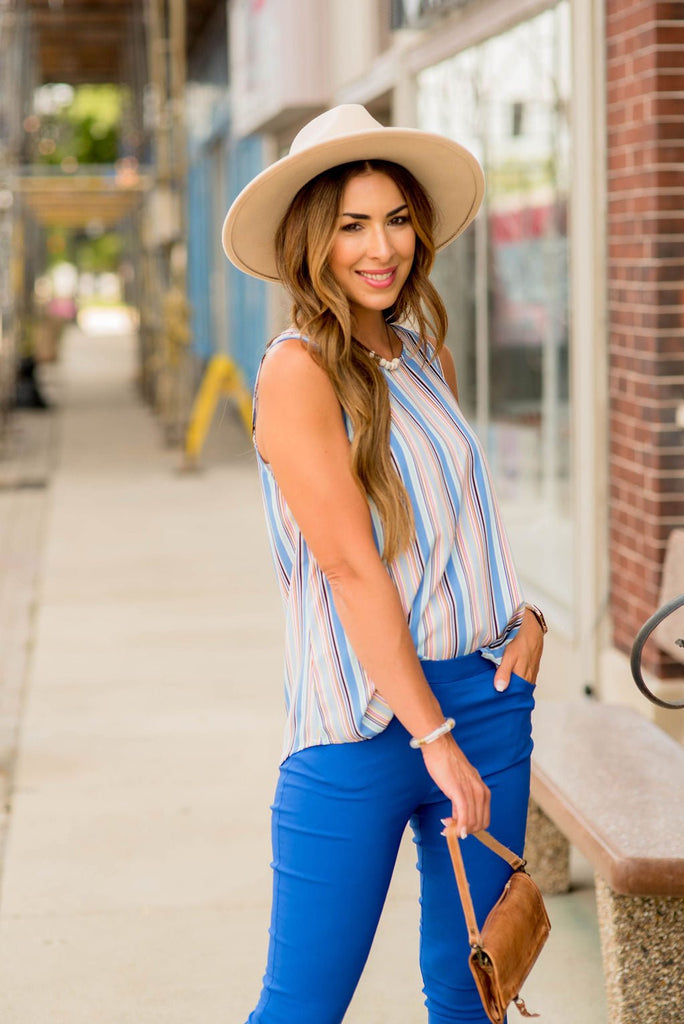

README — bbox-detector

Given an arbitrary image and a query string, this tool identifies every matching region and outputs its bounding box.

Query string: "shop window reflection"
[418,2,572,617]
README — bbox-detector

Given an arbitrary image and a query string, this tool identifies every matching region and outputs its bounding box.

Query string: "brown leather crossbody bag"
[446,827,551,1023]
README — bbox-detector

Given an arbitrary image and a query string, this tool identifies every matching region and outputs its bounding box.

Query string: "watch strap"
[524,602,548,634]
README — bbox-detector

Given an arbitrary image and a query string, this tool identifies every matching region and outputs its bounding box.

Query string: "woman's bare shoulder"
[259,334,332,400]
[256,335,343,461]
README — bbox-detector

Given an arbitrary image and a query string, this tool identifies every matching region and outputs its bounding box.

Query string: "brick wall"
[605,0,684,676]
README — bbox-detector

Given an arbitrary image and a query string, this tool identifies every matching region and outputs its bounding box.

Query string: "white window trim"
[569,0,609,691]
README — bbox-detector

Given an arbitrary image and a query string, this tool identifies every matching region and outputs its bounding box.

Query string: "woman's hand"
[493,607,545,692]
[421,734,491,837]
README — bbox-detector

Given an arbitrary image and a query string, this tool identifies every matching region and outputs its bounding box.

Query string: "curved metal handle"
[630,594,684,710]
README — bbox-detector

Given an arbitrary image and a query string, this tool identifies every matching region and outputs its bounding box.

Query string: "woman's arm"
[256,337,490,835]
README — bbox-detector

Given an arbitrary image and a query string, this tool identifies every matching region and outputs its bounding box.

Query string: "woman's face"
[327,171,416,318]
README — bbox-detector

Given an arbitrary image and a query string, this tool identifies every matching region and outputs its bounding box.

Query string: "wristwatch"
[524,602,548,635]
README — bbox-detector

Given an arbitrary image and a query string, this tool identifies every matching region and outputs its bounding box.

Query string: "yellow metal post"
[183,355,253,468]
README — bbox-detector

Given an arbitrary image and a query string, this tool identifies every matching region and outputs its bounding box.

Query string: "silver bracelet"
[409,717,456,749]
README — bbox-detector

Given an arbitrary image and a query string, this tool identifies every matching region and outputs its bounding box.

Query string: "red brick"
[606,170,660,190]
[655,3,684,20]
[642,495,684,517]
[609,560,660,600]
[633,49,660,76]
[610,459,650,491]
[617,517,659,543]
[607,77,649,106]
[606,0,684,674]
[630,375,684,399]
[653,358,684,375]
[614,560,662,596]
[643,534,673,559]
[654,260,684,281]
[654,335,684,354]
[609,20,660,54]
[655,23,684,46]
[640,169,684,189]
[609,278,684,302]
[655,95,684,117]
[617,556,657,588]
[607,5,657,37]
[657,473,684,493]
[608,239,652,259]
[609,603,643,640]
[610,584,660,624]
[634,212,684,234]
[653,237,684,258]
[655,76,684,100]
[652,142,684,162]
[607,148,632,173]
[654,119,684,140]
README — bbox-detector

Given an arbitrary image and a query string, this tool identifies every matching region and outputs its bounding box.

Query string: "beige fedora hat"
[221,104,484,283]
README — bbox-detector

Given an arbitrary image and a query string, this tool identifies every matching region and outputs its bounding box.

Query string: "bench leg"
[595,875,684,1024]
[523,798,571,894]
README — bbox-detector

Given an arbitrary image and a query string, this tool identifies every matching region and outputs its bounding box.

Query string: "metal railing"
[630,594,684,710]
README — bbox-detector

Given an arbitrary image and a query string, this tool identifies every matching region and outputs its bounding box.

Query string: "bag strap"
[445,827,526,946]
[472,829,526,870]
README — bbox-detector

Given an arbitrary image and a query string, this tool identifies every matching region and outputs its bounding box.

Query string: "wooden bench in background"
[524,700,684,1024]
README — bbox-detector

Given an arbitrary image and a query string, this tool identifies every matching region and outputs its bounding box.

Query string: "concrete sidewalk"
[0,327,607,1022]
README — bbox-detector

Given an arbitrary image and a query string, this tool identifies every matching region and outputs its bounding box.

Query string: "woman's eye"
[389,215,409,226]
[341,222,362,232]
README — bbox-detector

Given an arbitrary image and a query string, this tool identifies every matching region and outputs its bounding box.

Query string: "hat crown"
[290,104,383,157]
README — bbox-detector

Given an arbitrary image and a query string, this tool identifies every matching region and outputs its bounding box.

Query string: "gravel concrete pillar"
[524,799,570,895]
[595,875,684,1024]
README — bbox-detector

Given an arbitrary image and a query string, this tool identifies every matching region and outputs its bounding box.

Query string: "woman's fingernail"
[494,680,507,692]
[441,818,453,827]
[440,829,447,837]
[460,828,468,840]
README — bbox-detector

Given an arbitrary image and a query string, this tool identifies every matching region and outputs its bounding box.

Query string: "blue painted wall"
[184,3,267,387]
[186,126,267,387]
[187,153,214,361]
[226,134,267,388]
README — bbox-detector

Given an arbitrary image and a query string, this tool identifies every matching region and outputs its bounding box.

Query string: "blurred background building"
[0,0,682,731]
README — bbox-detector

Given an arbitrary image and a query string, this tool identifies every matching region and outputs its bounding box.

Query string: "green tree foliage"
[35,84,126,166]
[35,85,130,274]
[75,233,124,273]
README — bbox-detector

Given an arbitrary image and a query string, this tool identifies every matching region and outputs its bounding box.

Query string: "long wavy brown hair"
[274,159,448,561]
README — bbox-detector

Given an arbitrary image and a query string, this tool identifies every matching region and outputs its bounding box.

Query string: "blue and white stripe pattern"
[255,327,525,761]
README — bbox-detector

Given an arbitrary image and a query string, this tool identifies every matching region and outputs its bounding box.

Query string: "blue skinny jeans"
[246,652,535,1024]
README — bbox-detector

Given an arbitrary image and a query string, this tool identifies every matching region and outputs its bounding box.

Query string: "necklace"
[368,348,402,371]
[366,324,402,372]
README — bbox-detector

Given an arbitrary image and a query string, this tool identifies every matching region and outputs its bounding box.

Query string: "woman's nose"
[366,225,393,261]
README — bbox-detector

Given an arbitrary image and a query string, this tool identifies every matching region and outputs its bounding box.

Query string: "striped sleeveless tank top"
[254,327,525,761]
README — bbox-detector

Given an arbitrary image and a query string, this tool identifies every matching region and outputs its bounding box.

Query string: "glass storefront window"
[417,2,572,618]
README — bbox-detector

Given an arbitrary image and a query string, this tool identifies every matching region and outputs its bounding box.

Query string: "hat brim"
[221,127,484,283]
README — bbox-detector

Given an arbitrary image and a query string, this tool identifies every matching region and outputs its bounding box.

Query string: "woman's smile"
[356,267,398,287]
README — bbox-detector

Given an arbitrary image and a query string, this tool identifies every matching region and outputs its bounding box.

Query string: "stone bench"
[524,700,684,1024]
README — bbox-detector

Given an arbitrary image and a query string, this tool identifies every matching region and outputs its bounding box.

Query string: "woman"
[222,105,546,1024]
